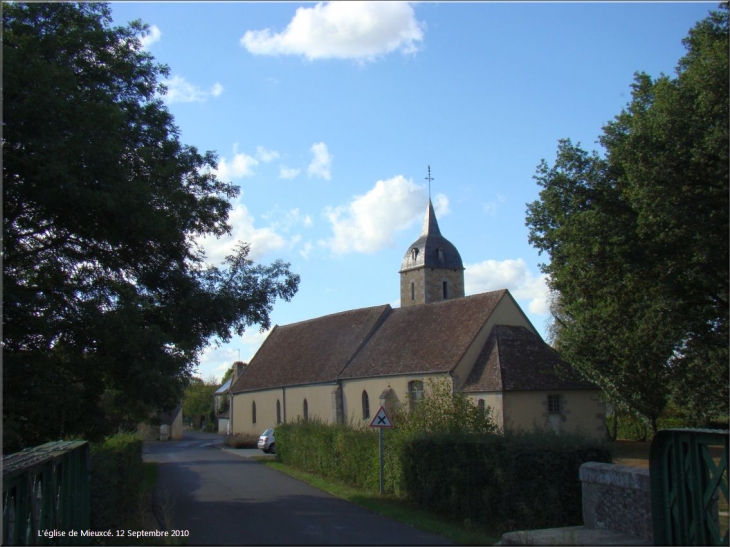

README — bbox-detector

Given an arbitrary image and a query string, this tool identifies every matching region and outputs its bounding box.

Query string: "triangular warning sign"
[369,406,393,428]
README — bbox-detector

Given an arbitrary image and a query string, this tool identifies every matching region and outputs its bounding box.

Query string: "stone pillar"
[580,462,652,541]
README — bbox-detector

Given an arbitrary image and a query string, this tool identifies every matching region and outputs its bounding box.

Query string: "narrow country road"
[142,430,452,545]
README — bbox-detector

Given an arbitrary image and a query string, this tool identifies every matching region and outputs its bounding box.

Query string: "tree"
[182,375,219,427]
[2,3,299,452]
[394,378,498,436]
[526,5,728,431]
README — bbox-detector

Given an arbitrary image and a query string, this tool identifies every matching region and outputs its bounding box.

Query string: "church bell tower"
[399,172,465,307]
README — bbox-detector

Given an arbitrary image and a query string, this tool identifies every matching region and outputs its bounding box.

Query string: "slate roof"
[214,379,232,395]
[400,199,463,272]
[231,304,391,393]
[339,290,506,379]
[462,325,596,392]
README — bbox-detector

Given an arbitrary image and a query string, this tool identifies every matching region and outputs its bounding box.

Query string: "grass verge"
[264,460,502,545]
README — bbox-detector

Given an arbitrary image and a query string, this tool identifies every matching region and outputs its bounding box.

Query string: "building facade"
[230,200,605,440]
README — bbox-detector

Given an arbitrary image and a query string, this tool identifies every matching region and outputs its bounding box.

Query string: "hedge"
[400,430,612,530]
[89,432,145,537]
[276,420,382,491]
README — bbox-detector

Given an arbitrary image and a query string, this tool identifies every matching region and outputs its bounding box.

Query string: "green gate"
[650,428,729,545]
[2,441,91,545]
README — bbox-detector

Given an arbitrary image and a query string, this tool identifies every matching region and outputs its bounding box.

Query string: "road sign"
[369,406,393,428]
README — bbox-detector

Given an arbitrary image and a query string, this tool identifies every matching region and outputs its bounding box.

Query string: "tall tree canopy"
[526,5,728,431]
[3,3,299,452]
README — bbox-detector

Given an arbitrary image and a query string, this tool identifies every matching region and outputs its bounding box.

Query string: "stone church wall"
[400,268,464,307]
[503,390,606,441]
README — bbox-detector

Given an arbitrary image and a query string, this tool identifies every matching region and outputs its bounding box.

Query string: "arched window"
[303,399,309,422]
[411,248,419,261]
[252,401,257,424]
[408,380,424,411]
[362,390,370,420]
[276,400,282,424]
[436,247,445,265]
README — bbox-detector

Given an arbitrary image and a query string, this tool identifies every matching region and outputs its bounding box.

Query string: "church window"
[252,401,256,424]
[410,282,415,301]
[548,394,561,414]
[303,399,309,422]
[276,400,281,424]
[442,281,448,299]
[436,247,445,265]
[412,248,419,261]
[362,390,370,420]
[408,380,424,410]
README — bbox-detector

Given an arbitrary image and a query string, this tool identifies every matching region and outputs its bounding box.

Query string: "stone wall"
[400,267,464,307]
[580,462,652,541]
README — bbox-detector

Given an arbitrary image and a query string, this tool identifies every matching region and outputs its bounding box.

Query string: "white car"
[257,429,275,454]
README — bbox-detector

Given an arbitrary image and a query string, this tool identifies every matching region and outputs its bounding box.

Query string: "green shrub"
[90,432,145,540]
[400,428,612,532]
[276,419,381,490]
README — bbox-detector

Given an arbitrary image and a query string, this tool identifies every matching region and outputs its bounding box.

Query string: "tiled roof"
[339,291,506,379]
[230,304,391,393]
[462,325,596,392]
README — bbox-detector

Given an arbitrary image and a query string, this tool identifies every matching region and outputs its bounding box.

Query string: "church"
[229,199,606,440]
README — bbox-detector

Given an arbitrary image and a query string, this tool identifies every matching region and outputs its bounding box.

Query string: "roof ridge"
[336,305,393,380]
[278,303,391,328]
[449,290,506,375]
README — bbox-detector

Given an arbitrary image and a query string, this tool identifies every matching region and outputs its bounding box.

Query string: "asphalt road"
[142,430,452,545]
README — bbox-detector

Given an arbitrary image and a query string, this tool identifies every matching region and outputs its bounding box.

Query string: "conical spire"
[420,199,442,237]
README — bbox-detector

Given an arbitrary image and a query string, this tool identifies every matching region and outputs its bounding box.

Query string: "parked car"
[258,429,275,454]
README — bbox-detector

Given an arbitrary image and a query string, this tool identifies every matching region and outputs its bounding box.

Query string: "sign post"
[369,406,393,494]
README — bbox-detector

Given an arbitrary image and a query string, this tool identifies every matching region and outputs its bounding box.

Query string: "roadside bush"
[224,433,258,448]
[90,432,145,541]
[400,428,612,531]
[276,419,380,490]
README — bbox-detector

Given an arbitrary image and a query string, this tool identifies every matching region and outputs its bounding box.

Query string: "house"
[214,379,232,434]
[158,403,183,440]
[215,362,247,435]
[230,199,605,439]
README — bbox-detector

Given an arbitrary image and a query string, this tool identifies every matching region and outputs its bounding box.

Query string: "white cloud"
[197,203,286,264]
[322,175,435,254]
[261,207,314,233]
[256,146,280,162]
[240,1,424,62]
[280,165,301,179]
[215,144,259,180]
[484,194,507,217]
[198,328,274,380]
[210,83,224,97]
[465,259,550,315]
[300,241,314,259]
[161,75,224,104]
[140,25,161,49]
[432,193,450,218]
[307,142,332,180]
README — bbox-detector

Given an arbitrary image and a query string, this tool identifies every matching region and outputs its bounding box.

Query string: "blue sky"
[108,1,715,383]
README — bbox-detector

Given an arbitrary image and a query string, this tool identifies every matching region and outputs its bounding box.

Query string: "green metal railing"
[2,441,90,545]
[650,428,729,545]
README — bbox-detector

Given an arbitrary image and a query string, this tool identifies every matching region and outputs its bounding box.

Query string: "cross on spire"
[425,165,434,198]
